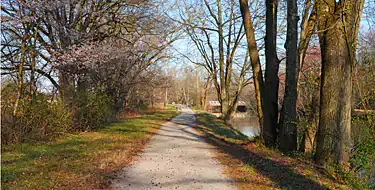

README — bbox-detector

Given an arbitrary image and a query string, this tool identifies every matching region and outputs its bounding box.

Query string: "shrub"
[1,84,72,144]
[72,90,113,131]
[351,114,375,189]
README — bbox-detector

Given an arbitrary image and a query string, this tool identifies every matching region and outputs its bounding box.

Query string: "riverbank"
[194,112,349,189]
[1,106,178,189]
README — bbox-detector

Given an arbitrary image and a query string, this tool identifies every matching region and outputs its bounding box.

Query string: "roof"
[237,101,247,106]
[208,101,221,106]
[208,101,247,106]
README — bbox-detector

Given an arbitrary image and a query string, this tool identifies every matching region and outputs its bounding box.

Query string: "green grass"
[1,106,178,190]
[195,113,249,143]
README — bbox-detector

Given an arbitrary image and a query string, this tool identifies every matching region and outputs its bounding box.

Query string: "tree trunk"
[263,0,279,147]
[164,88,168,107]
[125,89,132,108]
[314,0,364,170]
[279,0,298,152]
[216,0,231,122]
[13,33,28,117]
[201,76,211,110]
[299,92,319,152]
[59,70,74,106]
[30,49,36,96]
[195,67,200,108]
[221,99,230,121]
[30,28,39,97]
[239,0,265,141]
[182,87,187,104]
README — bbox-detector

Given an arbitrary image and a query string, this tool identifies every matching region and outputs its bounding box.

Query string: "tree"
[314,0,365,170]
[297,0,316,82]
[1,0,179,106]
[297,45,321,153]
[296,0,318,153]
[239,0,279,147]
[278,0,298,151]
[262,0,280,147]
[239,0,265,143]
[1,0,180,141]
[240,0,321,149]
[178,0,253,122]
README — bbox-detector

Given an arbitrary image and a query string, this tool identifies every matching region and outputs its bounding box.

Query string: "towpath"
[110,107,236,190]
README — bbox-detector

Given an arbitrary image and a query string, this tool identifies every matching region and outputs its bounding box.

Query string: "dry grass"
[194,113,350,190]
[1,106,178,190]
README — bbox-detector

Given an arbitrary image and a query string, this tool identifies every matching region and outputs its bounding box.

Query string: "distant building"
[236,101,247,112]
[208,101,221,113]
[207,101,247,113]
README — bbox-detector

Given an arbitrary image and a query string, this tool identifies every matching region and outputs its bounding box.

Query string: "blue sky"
[168,1,374,76]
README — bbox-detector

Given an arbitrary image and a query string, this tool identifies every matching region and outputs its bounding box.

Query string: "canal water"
[230,116,260,138]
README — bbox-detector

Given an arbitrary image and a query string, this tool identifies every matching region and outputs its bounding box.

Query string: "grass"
[1,105,178,190]
[194,113,350,190]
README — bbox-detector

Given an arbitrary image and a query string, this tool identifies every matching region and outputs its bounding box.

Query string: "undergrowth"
[1,106,178,189]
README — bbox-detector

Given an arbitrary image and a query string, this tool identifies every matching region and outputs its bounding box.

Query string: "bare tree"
[178,0,253,121]
[297,0,316,82]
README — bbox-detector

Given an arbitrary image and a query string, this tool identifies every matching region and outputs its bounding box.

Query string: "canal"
[229,116,260,138]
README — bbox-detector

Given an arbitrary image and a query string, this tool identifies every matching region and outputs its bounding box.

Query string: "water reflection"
[230,116,260,138]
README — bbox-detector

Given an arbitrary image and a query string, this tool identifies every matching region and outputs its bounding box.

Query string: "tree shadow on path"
[191,113,332,190]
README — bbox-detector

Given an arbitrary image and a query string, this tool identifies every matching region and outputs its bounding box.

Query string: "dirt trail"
[110,107,236,190]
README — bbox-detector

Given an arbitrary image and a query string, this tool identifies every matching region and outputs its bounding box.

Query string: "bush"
[351,114,375,189]
[72,90,113,131]
[1,84,72,144]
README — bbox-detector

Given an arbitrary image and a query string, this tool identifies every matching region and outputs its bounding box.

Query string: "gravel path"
[110,107,236,190]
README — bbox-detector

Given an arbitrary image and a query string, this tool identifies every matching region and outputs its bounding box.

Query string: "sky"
[168,0,374,76]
